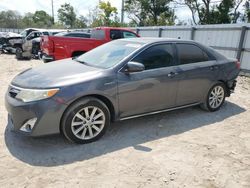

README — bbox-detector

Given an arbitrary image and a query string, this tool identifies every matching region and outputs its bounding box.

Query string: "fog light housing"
[20,118,37,133]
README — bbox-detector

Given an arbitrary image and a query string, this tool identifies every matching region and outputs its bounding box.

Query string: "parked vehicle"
[16,29,64,60]
[0,32,23,53]
[9,28,44,53]
[5,38,240,144]
[40,27,139,63]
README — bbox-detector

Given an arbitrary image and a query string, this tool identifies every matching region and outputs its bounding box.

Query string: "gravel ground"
[0,54,250,188]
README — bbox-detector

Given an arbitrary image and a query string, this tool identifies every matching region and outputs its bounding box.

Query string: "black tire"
[201,82,226,112]
[16,47,23,60]
[61,97,110,144]
[43,59,51,63]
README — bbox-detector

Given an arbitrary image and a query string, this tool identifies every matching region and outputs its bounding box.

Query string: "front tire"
[61,97,110,144]
[16,47,23,60]
[201,83,226,112]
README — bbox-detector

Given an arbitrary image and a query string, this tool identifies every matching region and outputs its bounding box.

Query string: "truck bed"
[41,36,107,60]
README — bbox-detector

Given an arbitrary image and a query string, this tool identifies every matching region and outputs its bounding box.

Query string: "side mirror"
[124,61,145,73]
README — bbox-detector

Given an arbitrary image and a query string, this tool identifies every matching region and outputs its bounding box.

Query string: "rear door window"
[177,44,210,65]
[132,44,176,70]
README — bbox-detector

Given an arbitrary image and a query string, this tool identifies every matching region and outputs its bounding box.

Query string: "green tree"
[58,3,77,28]
[125,0,175,26]
[231,0,244,23]
[245,0,250,22]
[88,1,121,27]
[210,0,234,24]
[99,1,118,25]
[0,10,22,28]
[75,15,88,28]
[182,0,214,24]
[124,0,146,26]
[21,12,34,27]
[181,0,245,24]
[33,10,53,27]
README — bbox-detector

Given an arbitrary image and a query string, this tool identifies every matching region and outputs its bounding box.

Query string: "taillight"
[235,60,241,69]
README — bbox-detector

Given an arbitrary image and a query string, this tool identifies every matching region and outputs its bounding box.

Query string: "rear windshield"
[91,30,105,40]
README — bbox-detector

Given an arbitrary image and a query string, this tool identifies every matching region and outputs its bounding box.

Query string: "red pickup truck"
[40,27,139,62]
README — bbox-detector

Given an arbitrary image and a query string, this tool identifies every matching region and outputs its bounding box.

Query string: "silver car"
[5,38,240,144]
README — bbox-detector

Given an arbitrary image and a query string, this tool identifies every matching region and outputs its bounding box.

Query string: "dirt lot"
[0,54,250,188]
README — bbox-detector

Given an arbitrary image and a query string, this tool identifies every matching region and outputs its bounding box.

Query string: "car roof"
[120,37,196,44]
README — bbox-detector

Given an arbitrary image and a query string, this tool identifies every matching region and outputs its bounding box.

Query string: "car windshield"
[20,30,27,37]
[76,40,143,68]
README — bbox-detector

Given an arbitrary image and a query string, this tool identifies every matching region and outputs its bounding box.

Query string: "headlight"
[15,88,59,102]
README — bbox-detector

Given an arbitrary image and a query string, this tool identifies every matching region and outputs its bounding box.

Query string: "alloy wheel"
[208,85,225,109]
[71,106,105,140]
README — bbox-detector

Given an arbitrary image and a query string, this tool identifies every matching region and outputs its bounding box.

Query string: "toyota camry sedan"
[5,38,240,144]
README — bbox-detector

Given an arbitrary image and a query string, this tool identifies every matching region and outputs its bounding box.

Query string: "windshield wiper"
[73,58,86,64]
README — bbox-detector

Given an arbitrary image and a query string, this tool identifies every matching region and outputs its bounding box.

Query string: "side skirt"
[119,102,201,121]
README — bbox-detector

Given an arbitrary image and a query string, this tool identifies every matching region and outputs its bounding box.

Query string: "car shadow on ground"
[4,101,246,167]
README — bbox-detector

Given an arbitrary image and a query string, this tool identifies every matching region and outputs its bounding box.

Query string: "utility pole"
[121,0,124,24]
[51,0,54,24]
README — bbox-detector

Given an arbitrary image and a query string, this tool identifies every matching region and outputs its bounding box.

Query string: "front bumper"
[3,45,16,53]
[5,91,67,137]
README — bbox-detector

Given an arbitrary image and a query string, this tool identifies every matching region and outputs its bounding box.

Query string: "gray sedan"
[5,38,240,143]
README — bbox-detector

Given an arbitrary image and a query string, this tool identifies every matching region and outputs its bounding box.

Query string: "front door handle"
[167,72,178,78]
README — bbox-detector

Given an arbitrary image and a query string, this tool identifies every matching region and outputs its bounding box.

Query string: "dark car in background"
[55,31,91,38]
[5,38,240,144]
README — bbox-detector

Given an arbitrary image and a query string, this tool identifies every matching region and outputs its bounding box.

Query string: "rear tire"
[43,59,51,63]
[61,97,110,144]
[201,82,226,112]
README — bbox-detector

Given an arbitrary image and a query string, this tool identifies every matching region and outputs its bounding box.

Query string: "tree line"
[0,0,249,29]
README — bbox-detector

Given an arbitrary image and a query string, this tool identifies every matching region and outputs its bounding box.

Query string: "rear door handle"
[167,72,178,78]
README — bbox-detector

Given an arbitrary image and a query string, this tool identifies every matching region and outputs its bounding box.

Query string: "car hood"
[11,58,104,88]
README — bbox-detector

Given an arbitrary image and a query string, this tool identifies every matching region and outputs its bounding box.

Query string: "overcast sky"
[0,0,192,23]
